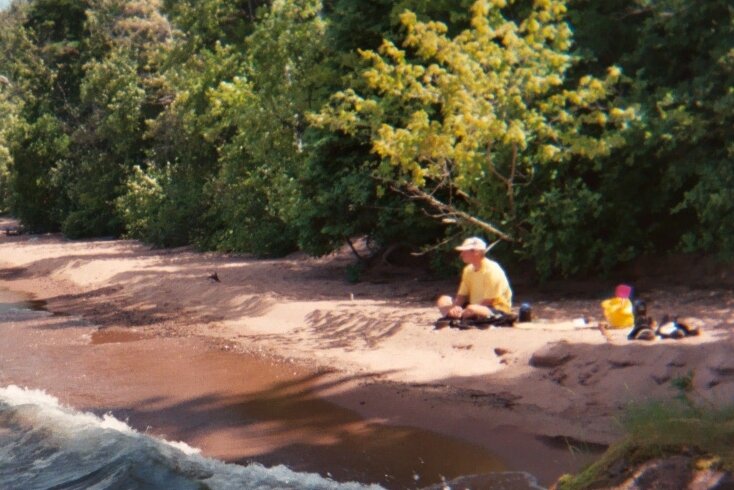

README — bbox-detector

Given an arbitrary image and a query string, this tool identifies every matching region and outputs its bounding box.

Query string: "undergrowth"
[555,371,734,489]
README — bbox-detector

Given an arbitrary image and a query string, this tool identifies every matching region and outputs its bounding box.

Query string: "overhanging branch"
[396,183,514,242]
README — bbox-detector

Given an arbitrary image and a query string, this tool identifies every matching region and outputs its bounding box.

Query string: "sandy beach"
[1,217,733,487]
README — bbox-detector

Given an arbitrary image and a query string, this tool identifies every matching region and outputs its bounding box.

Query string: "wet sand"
[0,296,599,488]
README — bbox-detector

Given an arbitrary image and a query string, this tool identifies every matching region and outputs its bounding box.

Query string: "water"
[0,289,47,315]
[0,386,382,490]
[0,386,545,489]
[0,289,555,489]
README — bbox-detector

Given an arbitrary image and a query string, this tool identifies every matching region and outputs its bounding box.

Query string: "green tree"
[0,1,89,229]
[0,12,25,211]
[314,0,634,273]
[7,114,70,230]
[198,0,332,256]
[290,0,476,260]
[160,0,268,52]
[565,0,734,266]
[58,0,173,237]
[626,2,734,257]
[121,44,242,247]
[0,85,18,212]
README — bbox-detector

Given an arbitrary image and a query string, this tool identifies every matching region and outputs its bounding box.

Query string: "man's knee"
[436,295,453,309]
[437,295,455,316]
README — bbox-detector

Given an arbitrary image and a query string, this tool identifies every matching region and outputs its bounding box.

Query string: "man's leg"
[462,304,491,319]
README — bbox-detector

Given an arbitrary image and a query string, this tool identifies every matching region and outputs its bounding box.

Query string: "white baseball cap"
[455,237,487,252]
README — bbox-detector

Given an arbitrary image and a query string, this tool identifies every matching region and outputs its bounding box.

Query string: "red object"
[615,284,632,299]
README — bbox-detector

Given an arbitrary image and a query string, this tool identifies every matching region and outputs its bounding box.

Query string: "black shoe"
[633,328,656,341]
[434,317,452,329]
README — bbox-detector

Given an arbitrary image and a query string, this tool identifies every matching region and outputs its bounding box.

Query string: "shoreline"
[0,294,595,487]
[1,221,733,485]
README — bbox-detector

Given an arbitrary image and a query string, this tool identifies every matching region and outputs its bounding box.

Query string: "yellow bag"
[601,297,634,328]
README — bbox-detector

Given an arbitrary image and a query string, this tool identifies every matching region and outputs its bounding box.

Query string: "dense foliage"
[0,0,731,277]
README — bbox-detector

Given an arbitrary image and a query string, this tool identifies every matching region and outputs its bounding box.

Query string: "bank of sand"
[1,217,733,485]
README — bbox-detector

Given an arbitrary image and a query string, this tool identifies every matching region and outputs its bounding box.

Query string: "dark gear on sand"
[434,310,517,330]
[628,300,702,341]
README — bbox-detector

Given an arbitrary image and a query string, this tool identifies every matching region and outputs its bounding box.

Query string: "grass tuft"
[555,398,734,489]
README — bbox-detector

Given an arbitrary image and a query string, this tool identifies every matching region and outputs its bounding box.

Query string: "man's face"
[459,249,481,264]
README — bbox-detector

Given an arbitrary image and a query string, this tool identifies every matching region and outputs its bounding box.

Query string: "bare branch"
[410,234,459,256]
[397,183,514,242]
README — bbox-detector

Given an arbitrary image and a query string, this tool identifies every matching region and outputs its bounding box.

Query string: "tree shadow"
[87,369,524,489]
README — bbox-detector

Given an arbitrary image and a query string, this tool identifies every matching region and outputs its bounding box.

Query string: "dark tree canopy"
[0,0,731,277]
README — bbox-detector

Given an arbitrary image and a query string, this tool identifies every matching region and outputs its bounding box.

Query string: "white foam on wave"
[0,385,385,490]
[0,384,138,439]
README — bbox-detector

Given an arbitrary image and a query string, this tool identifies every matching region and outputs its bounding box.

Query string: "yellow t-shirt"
[457,257,512,313]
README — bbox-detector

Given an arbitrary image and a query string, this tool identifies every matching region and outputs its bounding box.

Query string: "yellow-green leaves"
[315,0,635,239]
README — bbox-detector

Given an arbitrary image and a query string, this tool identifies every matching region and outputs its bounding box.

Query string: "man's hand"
[447,305,464,318]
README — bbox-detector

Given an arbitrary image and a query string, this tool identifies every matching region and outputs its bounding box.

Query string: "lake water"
[0,288,577,489]
[0,385,385,490]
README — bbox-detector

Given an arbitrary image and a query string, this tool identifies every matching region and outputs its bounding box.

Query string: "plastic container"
[601,297,634,328]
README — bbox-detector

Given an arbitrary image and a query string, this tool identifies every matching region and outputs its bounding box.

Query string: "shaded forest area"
[0,0,731,278]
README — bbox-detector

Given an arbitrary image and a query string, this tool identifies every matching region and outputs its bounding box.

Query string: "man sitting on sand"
[436,237,513,320]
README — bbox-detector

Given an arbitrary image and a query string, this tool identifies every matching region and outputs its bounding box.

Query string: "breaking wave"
[0,385,384,490]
